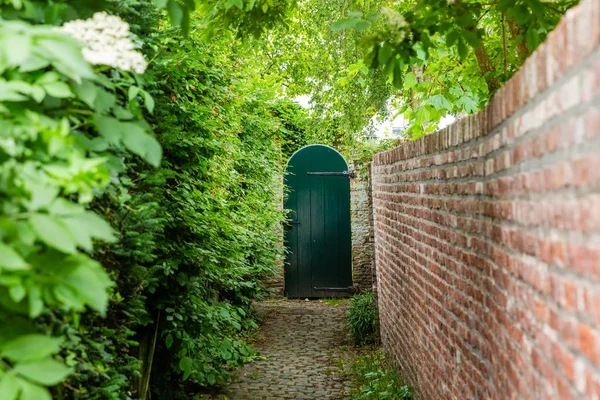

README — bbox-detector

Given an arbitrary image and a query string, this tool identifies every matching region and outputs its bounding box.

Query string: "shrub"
[350,349,413,400]
[347,291,378,345]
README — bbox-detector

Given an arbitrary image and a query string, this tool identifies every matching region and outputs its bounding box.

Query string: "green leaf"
[179,356,193,380]
[68,212,117,243]
[9,284,26,303]
[497,0,513,11]
[122,124,162,167]
[93,89,116,114]
[165,334,173,349]
[63,262,112,314]
[18,55,49,73]
[354,20,371,31]
[142,90,155,114]
[52,285,83,311]
[378,44,393,66]
[94,115,122,144]
[207,373,216,385]
[0,374,20,400]
[462,30,480,49]
[426,94,453,110]
[28,286,43,318]
[508,5,531,25]
[0,244,29,271]
[60,218,93,252]
[5,32,31,67]
[113,107,134,120]
[167,0,184,26]
[13,359,72,386]
[456,13,476,28]
[403,72,417,90]
[1,335,62,362]
[457,37,468,60]
[526,0,544,17]
[73,80,97,108]
[526,28,541,51]
[25,180,59,211]
[34,72,59,85]
[37,36,94,83]
[225,0,243,10]
[330,18,361,31]
[446,30,459,47]
[17,380,51,400]
[456,95,480,113]
[128,86,140,101]
[30,214,76,254]
[392,60,402,89]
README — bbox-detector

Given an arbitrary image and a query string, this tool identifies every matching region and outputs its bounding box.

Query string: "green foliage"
[0,0,305,398]
[0,1,161,395]
[331,0,577,139]
[347,291,378,346]
[245,0,394,146]
[271,101,310,160]
[144,25,288,393]
[156,0,296,38]
[349,349,413,400]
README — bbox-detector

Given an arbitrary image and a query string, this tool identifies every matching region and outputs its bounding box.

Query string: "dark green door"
[284,145,352,298]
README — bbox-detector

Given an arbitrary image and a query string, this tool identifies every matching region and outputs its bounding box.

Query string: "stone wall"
[351,163,375,291]
[371,0,600,398]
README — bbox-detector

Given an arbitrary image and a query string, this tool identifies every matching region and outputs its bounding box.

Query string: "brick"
[369,1,600,397]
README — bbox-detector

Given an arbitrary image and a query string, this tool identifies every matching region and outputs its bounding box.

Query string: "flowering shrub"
[0,6,158,400]
[59,12,148,73]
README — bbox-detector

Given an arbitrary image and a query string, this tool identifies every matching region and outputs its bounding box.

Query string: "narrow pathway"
[224,300,351,400]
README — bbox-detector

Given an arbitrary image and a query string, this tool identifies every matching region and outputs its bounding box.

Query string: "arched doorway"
[284,145,353,298]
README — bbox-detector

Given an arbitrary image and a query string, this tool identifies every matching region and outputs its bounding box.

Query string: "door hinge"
[307,171,355,178]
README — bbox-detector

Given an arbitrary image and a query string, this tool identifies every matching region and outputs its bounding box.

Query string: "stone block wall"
[351,163,375,291]
[371,0,600,398]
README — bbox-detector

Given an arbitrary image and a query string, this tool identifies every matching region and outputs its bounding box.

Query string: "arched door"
[284,145,352,298]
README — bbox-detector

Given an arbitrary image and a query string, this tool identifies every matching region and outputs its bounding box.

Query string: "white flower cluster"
[381,7,408,45]
[59,12,147,74]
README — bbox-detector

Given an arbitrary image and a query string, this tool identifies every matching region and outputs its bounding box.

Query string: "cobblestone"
[222,300,351,400]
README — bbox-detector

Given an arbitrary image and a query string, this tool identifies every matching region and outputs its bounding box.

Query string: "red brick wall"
[371,0,600,398]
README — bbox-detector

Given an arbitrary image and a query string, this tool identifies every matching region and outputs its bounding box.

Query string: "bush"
[350,349,413,400]
[347,291,378,345]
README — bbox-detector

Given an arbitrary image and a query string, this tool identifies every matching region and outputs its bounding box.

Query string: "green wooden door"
[284,145,352,298]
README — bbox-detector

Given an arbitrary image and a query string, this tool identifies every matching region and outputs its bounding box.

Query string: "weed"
[349,348,413,399]
[321,297,350,307]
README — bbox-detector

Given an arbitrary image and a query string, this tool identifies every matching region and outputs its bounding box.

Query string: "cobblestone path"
[223,300,351,400]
